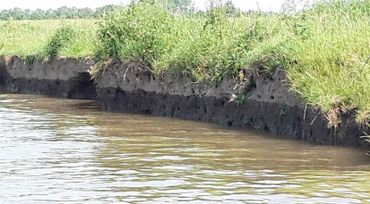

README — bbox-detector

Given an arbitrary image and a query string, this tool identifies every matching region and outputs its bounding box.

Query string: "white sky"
[0,0,289,12]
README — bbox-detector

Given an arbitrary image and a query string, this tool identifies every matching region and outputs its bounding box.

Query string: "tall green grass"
[0,0,369,122]
[283,0,370,122]
[94,3,174,64]
[94,0,370,122]
[0,19,97,58]
[95,3,291,82]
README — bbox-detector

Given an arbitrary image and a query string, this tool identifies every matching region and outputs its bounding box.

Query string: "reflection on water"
[0,91,369,203]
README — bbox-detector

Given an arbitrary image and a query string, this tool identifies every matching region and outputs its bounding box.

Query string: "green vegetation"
[44,27,75,59]
[0,19,97,57]
[285,1,370,123]
[0,0,369,123]
[0,5,116,20]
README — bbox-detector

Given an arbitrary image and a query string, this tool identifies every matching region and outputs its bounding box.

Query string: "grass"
[0,19,97,58]
[0,0,369,123]
[284,1,370,122]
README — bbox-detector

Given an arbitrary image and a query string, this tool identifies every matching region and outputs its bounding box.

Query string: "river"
[0,90,369,203]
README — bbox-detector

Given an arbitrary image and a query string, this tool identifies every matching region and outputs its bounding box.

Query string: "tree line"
[0,5,116,20]
[0,0,240,20]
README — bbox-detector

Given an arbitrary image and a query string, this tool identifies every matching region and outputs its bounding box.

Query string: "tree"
[10,8,26,20]
[133,0,192,13]
[0,10,11,20]
[225,0,239,16]
[95,5,117,17]
[78,8,94,18]
[0,4,122,20]
[31,9,46,19]
[167,0,192,13]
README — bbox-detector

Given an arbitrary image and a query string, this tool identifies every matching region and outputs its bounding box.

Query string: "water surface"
[0,90,369,203]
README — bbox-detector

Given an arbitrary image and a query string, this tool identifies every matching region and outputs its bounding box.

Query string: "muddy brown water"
[0,90,369,203]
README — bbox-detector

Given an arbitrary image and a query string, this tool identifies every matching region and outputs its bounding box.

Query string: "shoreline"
[1,56,368,147]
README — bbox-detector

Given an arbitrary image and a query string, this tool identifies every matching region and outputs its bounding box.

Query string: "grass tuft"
[44,26,75,60]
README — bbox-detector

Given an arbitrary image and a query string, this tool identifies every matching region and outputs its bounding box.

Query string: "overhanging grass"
[284,0,370,122]
[0,0,369,122]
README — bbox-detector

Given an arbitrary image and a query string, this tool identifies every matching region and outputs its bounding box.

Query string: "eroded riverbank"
[0,56,369,147]
[0,92,369,203]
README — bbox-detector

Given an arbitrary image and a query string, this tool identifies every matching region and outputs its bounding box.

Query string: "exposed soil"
[95,59,368,147]
[0,56,96,99]
[0,56,368,147]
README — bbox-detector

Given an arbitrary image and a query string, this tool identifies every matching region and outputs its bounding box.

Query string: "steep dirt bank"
[95,59,368,146]
[0,56,96,99]
[0,56,368,147]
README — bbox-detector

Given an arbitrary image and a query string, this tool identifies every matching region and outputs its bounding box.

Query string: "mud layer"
[95,59,368,147]
[0,57,368,147]
[0,56,96,99]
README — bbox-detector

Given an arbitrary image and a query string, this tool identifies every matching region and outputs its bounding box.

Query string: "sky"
[0,0,289,12]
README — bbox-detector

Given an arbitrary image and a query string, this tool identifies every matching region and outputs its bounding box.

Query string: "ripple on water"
[0,93,369,203]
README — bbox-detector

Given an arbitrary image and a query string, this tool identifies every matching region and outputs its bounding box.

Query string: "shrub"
[44,26,75,59]
[95,2,174,65]
[156,7,255,82]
